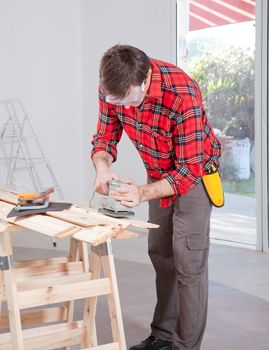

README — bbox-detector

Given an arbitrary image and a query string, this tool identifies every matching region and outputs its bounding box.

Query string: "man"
[91,45,221,350]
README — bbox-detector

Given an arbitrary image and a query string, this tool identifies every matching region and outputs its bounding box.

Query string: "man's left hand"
[110,181,143,208]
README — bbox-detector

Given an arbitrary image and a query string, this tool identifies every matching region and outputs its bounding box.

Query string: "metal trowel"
[98,180,135,218]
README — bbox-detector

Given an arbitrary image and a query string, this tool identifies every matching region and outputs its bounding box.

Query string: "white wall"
[0,0,176,217]
[81,0,177,218]
[0,0,83,201]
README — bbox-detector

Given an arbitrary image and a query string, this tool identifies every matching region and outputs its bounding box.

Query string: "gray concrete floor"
[4,227,269,350]
[211,193,256,246]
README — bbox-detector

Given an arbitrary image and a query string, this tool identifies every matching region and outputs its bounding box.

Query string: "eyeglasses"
[105,81,145,106]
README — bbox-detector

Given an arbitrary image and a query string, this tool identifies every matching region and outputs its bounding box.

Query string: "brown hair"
[99,45,151,98]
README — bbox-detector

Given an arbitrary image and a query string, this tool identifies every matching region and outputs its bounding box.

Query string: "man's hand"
[110,181,143,208]
[111,178,176,206]
[94,170,120,195]
[92,151,118,195]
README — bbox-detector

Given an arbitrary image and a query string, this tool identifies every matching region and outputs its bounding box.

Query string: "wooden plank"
[0,188,18,205]
[0,270,3,321]
[17,272,92,292]
[14,214,79,237]
[102,249,127,350]
[70,205,159,229]
[55,226,81,239]
[0,200,137,245]
[0,189,158,230]
[113,231,138,240]
[0,221,11,232]
[82,343,119,350]
[18,277,111,309]
[15,256,70,267]
[79,242,90,272]
[0,306,68,329]
[15,261,84,282]
[0,273,94,302]
[0,200,79,237]
[0,222,9,324]
[65,238,80,350]
[122,218,159,229]
[82,251,102,347]
[72,225,116,246]
[47,207,109,227]
[57,222,131,244]
[0,321,85,350]
[0,229,24,349]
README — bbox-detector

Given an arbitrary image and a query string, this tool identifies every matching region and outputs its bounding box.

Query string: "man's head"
[100,45,151,107]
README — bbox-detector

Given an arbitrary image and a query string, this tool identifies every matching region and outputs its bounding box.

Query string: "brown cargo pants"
[148,182,212,350]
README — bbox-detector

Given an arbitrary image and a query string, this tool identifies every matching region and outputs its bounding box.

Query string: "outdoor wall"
[81,0,177,218]
[0,0,83,201]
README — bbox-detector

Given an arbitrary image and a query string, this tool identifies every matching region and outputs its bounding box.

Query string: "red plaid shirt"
[91,59,221,207]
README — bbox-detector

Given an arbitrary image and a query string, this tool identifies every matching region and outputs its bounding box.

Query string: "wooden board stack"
[0,188,158,246]
[0,189,158,349]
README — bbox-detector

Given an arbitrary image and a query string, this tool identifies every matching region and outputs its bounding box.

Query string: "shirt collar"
[146,59,163,101]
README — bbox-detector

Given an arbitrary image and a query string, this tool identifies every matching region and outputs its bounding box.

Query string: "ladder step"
[18,276,111,309]
[0,321,85,350]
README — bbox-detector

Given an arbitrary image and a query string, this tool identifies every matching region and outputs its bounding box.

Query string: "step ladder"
[0,222,127,350]
[0,99,64,199]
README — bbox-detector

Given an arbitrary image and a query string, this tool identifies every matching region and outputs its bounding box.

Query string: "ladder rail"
[3,100,40,193]
[10,99,64,200]
[0,99,64,200]
[8,101,45,192]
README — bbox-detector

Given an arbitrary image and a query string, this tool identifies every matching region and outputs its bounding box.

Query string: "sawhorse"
[0,222,126,350]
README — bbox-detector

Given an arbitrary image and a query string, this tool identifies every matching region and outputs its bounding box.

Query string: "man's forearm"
[139,179,176,202]
[92,151,114,172]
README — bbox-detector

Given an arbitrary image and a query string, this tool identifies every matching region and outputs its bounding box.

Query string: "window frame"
[255,0,269,252]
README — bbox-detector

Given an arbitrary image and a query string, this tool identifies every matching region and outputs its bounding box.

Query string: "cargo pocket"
[182,235,210,275]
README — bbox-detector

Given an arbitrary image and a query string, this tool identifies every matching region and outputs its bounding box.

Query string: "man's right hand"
[94,170,120,195]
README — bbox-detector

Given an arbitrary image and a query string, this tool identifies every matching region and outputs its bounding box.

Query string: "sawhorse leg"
[65,238,98,350]
[101,240,126,350]
[0,269,3,320]
[0,223,24,349]
[83,239,126,350]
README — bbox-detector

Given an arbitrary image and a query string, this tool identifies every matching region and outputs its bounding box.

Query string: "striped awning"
[189,0,256,31]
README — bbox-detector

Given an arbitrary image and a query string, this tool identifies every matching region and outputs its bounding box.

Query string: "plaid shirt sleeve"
[162,87,206,196]
[91,90,123,162]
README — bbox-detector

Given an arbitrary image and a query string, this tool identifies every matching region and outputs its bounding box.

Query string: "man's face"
[105,69,152,108]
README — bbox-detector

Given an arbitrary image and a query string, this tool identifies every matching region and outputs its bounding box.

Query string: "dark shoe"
[129,336,172,350]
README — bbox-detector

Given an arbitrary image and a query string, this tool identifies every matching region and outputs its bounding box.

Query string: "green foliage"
[223,176,255,197]
[189,46,255,140]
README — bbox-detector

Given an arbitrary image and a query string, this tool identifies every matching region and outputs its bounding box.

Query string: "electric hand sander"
[98,180,135,218]
[15,187,54,212]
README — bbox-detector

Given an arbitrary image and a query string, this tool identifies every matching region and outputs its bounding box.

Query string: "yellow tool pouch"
[202,165,224,208]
